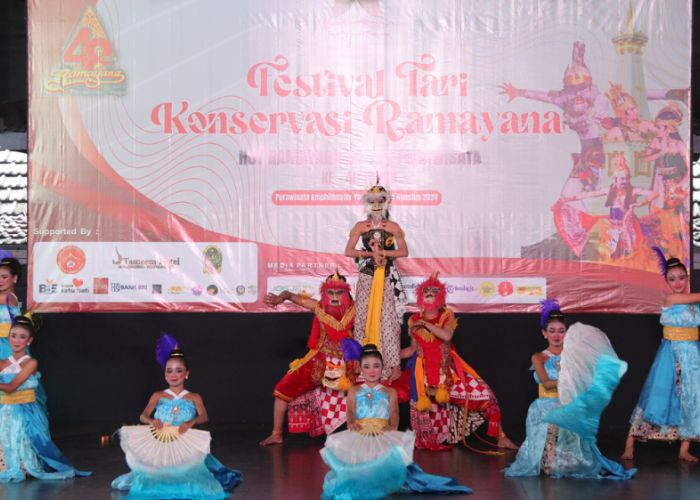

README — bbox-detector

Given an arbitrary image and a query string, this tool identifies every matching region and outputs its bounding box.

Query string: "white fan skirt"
[119,425,211,472]
[322,429,416,466]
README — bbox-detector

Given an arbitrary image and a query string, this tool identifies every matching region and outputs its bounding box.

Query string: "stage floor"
[3,424,699,500]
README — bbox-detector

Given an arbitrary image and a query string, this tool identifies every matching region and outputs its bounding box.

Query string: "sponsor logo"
[168,286,185,294]
[93,278,109,294]
[192,285,203,296]
[206,285,218,296]
[517,286,544,297]
[111,283,147,292]
[478,281,495,298]
[112,247,180,270]
[152,284,162,294]
[236,285,245,296]
[445,285,476,294]
[61,278,89,294]
[247,285,258,295]
[56,245,86,274]
[45,6,126,96]
[498,282,514,297]
[203,245,223,274]
[39,279,58,294]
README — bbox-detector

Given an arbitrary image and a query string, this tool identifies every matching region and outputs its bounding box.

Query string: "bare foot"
[679,450,698,462]
[621,447,634,460]
[260,434,283,446]
[497,436,519,450]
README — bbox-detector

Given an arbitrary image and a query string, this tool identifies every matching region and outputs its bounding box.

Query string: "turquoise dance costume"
[112,389,242,500]
[320,384,471,500]
[628,303,700,441]
[0,355,91,482]
[504,323,635,479]
[0,296,48,416]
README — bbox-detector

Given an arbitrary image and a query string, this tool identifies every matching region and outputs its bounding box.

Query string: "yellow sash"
[1,389,35,404]
[538,384,559,399]
[0,323,11,337]
[356,418,389,434]
[663,326,699,341]
[364,265,386,348]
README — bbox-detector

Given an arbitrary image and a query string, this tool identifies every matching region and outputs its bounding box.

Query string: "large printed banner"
[28,0,691,313]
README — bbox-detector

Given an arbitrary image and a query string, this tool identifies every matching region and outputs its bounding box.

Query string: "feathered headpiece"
[156,332,180,367]
[651,246,668,275]
[341,338,362,362]
[540,299,562,328]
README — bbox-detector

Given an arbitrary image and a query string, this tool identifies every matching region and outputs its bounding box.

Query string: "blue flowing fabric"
[0,304,49,418]
[503,355,561,477]
[630,304,700,438]
[544,355,636,479]
[321,385,470,499]
[111,397,241,499]
[0,372,91,482]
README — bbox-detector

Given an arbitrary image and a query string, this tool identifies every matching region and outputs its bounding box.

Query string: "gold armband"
[349,228,357,237]
[395,229,405,238]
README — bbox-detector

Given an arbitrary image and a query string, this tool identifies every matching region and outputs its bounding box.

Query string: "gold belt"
[356,418,389,434]
[538,384,559,399]
[663,326,699,341]
[1,389,36,404]
[0,323,10,338]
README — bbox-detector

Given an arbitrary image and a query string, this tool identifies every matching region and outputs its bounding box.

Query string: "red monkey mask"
[416,272,447,316]
[319,272,353,318]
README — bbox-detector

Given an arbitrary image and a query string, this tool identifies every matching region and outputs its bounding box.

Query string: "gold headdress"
[612,155,631,177]
[606,82,637,118]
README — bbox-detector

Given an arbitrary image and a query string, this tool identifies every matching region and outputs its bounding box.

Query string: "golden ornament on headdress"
[328,269,344,282]
[612,155,631,177]
[606,82,637,118]
[563,67,592,88]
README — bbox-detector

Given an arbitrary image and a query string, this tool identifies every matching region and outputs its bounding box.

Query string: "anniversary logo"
[45,5,126,96]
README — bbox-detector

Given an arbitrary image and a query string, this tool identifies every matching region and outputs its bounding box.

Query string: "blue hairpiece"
[539,299,561,328]
[156,332,180,367]
[341,338,362,362]
[651,246,667,276]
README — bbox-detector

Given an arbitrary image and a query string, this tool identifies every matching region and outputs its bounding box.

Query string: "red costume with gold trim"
[272,276,357,436]
[392,274,502,451]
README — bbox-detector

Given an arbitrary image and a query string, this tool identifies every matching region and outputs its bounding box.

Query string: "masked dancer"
[260,272,358,445]
[345,179,408,382]
[391,273,517,452]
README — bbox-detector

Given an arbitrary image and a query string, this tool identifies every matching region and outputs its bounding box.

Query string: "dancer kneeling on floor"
[503,300,635,479]
[0,315,91,482]
[112,333,241,499]
[320,343,471,500]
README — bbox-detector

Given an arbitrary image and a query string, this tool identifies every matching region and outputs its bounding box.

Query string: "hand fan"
[120,423,211,468]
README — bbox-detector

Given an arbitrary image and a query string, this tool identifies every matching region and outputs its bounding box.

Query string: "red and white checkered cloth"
[429,403,450,443]
[316,386,347,435]
[464,375,491,401]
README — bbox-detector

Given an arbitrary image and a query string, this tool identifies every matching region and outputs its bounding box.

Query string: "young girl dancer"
[504,300,635,479]
[622,249,700,461]
[0,316,91,481]
[112,334,241,499]
[320,343,471,500]
[0,256,48,416]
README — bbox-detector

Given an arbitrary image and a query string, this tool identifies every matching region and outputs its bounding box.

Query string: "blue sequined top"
[659,303,700,328]
[533,355,560,384]
[356,385,391,420]
[154,397,197,426]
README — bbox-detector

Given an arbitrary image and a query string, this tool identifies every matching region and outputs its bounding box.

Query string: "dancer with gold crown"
[391,273,518,452]
[344,178,408,383]
[622,248,700,462]
[260,272,359,445]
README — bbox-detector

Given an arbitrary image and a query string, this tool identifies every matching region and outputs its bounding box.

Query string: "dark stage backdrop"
[32,311,660,429]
